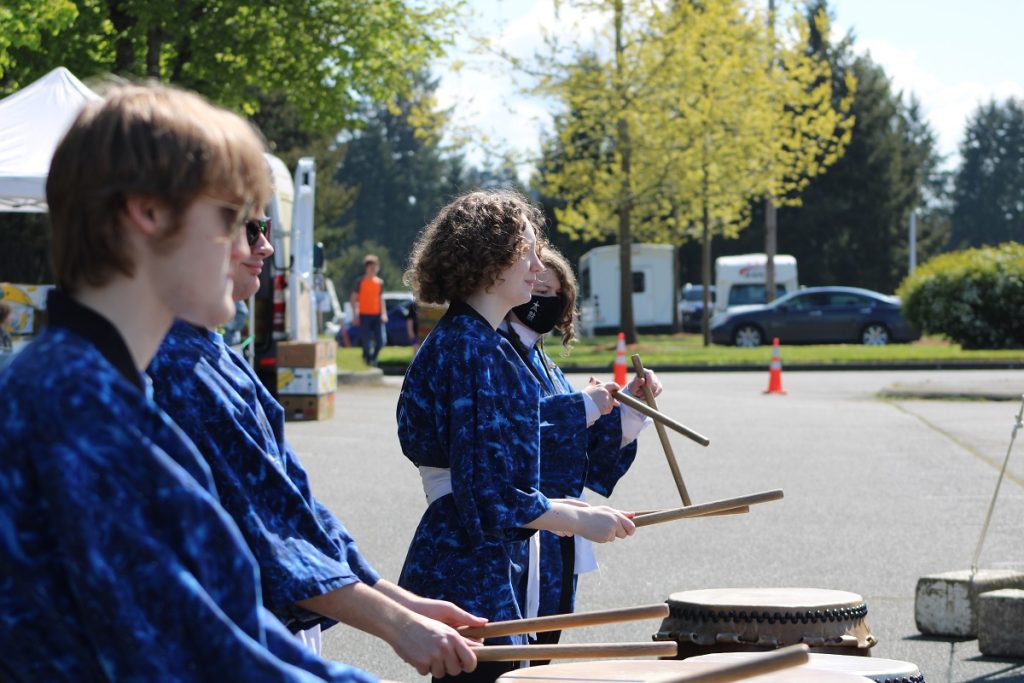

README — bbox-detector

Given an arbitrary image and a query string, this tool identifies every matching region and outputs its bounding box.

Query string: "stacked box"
[276,340,337,422]
[279,394,335,422]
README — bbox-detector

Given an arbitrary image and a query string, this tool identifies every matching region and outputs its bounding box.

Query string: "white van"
[578,244,676,335]
[714,253,798,313]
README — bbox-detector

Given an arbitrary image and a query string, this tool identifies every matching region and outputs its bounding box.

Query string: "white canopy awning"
[0,67,100,213]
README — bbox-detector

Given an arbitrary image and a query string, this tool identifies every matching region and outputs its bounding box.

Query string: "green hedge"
[897,242,1024,349]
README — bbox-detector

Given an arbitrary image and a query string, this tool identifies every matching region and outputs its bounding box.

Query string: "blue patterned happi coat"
[148,321,379,632]
[525,343,638,621]
[0,292,374,683]
[396,301,550,646]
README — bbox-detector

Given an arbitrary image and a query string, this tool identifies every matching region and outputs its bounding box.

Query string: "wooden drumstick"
[475,641,678,662]
[636,505,750,518]
[633,490,783,528]
[631,354,691,506]
[648,644,809,683]
[459,603,668,639]
[610,388,710,447]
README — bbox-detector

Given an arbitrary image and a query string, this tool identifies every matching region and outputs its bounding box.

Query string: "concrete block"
[978,589,1024,658]
[915,569,1024,637]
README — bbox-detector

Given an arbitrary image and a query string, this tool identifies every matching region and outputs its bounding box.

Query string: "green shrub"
[897,242,1024,349]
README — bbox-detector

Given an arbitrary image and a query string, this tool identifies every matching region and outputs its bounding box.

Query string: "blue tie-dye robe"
[0,292,374,683]
[524,343,638,621]
[148,321,379,632]
[396,302,550,646]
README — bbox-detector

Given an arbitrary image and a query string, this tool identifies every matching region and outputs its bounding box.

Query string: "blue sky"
[435,1,1024,175]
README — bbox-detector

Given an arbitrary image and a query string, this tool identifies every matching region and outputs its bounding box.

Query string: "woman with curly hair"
[499,245,661,660]
[397,190,635,683]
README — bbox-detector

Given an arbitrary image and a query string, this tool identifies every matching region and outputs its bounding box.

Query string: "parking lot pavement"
[287,369,1024,683]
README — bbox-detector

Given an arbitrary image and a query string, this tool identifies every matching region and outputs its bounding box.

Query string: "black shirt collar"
[446,299,493,329]
[46,289,143,390]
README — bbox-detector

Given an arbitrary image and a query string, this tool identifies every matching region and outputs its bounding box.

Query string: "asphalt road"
[286,369,1024,683]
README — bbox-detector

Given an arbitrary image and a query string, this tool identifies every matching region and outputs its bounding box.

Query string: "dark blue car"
[709,286,921,347]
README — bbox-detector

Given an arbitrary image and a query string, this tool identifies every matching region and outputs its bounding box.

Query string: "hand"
[403,595,488,630]
[392,612,479,677]
[627,369,662,399]
[584,377,620,415]
[573,505,635,543]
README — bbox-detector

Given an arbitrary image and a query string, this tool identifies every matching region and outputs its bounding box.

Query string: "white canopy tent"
[0,67,100,213]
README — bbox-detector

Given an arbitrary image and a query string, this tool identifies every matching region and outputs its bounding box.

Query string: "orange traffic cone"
[764,337,786,395]
[614,332,628,386]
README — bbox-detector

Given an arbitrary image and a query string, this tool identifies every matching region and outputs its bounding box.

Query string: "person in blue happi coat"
[499,246,661,659]
[148,204,483,679]
[0,84,377,682]
[396,190,638,683]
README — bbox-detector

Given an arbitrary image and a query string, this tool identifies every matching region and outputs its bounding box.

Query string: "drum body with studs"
[689,652,925,683]
[496,659,874,683]
[654,588,877,658]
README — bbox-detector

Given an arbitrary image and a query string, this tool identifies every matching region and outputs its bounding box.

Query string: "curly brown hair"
[537,244,579,350]
[404,189,546,304]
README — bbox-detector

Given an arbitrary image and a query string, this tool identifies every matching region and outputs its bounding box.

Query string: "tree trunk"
[146,27,163,79]
[701,205,712,347]
[108,0,137,75]
[765,197,777,303]
[614,0,637,344]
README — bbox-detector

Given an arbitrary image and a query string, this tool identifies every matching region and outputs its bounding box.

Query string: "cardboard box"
[277,340,336,368]
[1,283,52,336]
[277,364,337,395]
[280,393,335,422]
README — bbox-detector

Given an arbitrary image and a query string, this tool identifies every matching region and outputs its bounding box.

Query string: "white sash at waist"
[418,465,453,504]
[416,466,542,625]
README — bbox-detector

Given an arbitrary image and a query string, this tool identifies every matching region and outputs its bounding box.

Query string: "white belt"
[418,465,453,504]
[417,466,542,630]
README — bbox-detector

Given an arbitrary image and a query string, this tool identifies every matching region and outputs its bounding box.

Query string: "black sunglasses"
[245,217,272,247]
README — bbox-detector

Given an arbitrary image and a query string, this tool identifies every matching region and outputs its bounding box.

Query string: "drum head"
[690,653,925,683]
[666,588,866,611]
[497,659,875,683]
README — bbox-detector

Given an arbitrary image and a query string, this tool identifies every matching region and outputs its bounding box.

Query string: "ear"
[122,195,169,238]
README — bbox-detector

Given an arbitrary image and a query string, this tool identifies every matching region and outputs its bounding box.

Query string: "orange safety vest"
[357,275,383,315]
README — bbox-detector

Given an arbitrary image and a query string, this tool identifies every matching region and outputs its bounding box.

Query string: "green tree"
[331,72,459,269]
[691,15,939,295]
[0,0,460,136]
[951,98,1024,248]
[530,0,850,344]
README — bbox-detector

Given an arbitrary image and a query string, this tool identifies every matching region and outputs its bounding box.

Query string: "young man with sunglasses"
[147,209,483,679]
[0,84,377,681]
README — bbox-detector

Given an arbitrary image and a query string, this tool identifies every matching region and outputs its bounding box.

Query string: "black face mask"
[511,294,565,335]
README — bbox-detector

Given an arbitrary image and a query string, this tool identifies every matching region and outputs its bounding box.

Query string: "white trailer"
[578,243,676,335]
[714,253,798,313]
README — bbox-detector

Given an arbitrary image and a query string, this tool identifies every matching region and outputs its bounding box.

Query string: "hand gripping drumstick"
[648,644,810,683]
[609,386,710,447]
[631,354,692,506]
[475,641,678,662]
[632,489,784,528]
[459,603,669,639]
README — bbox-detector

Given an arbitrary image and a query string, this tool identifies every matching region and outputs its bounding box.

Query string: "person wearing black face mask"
[499,246,663,664]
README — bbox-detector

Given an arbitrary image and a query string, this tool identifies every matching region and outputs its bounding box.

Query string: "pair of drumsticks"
[461,603,809,683]
[609,354,783,527]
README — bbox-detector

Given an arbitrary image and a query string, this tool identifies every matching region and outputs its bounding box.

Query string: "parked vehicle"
[678,284,715,332]
[578,244,677,335]
[338,291,418,347]
[715,253,798,313]
[709,286,921,347]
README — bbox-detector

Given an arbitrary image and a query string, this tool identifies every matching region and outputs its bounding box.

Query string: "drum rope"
[969,394,1024,579]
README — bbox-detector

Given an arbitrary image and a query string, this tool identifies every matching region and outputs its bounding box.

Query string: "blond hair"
[47,83,272,292]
